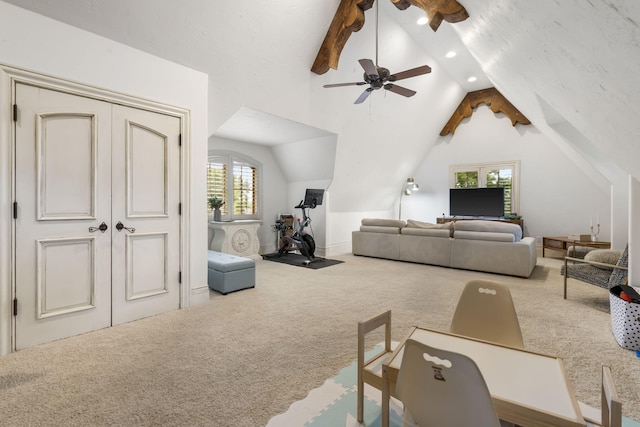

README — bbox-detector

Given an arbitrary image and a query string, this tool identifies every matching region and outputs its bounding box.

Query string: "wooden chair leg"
[357,375,364,422]
[564,258,568,299]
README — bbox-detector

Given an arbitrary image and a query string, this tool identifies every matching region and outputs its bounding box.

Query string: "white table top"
[387,327,585,427]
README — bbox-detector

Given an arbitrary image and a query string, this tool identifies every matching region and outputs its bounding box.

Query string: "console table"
[542,236,610,257]
[208,220,262,259]
[437,216,523,231]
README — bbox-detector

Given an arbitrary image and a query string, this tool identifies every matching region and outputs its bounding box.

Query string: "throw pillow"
[406,219,452,230]
[584,249,622,270]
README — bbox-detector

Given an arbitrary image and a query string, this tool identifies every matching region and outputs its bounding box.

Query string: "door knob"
[115,221,135,233]
[89,222,108,233]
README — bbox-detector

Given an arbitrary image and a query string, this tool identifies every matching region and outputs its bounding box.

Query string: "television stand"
[436,216,523,231]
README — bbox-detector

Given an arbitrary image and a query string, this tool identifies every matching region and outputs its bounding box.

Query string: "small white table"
[382,327,586,427]
[208,220,261,259]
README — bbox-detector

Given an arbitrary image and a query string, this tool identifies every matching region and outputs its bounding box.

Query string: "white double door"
[14,84,181,350]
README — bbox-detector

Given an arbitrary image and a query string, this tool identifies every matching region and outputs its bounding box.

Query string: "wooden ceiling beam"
[390,0,469,32]
[311,0,374,75]
[440,87,531,136]
[312,0,468,75]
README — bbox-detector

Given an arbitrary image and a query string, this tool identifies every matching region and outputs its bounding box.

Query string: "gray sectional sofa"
[352,218,537,277]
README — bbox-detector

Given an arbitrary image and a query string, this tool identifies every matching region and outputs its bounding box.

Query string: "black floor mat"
[262,253,345,269]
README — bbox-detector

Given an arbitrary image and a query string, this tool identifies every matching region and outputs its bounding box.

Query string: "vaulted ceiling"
[4,0,639,186]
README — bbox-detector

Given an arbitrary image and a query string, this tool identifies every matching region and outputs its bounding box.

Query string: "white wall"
[0,1,209,355]
[404,105,612,243]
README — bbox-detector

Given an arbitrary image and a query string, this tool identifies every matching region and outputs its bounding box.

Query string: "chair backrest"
[358,310,392,363]
[602,365,622,427]
[607,245,629,288]
[450,279,524,349]
[396,339,501,427]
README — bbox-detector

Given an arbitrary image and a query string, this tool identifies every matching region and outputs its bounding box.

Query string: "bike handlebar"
[295,200,317,209]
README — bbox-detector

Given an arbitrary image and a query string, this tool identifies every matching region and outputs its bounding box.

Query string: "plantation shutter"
[485,168,513,214]
[207,160,227,214]
[233,160,257,215]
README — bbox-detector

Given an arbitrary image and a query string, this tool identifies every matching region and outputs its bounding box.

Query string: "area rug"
[266,345,404,427]
[267,346,640,427]
[262,253,345,269]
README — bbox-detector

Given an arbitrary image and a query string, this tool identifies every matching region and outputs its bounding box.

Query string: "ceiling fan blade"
[358,58,379,78]
[384,84,416,97]
[323,82,366,88]
[354,88,374,104]
[388,65,432,81]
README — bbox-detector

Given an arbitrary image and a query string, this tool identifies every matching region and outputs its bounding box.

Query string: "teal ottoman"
[207,250,256,295]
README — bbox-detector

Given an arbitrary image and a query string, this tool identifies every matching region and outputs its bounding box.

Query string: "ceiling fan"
[322,1,432,104]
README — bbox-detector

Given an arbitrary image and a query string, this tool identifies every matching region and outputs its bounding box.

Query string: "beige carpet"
[1,254,639,426]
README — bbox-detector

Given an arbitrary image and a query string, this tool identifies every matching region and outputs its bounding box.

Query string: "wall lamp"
[399,177,419,220]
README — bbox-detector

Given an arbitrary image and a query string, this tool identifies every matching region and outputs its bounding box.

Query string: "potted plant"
[208,196,224,222]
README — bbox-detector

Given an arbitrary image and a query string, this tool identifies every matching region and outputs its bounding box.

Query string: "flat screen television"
[304,189,324,208]
[449,187,505,217]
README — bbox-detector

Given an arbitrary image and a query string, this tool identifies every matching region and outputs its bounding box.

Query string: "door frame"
[0,64,192,355]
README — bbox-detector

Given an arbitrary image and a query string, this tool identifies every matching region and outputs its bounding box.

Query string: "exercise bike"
[276,189,324,265]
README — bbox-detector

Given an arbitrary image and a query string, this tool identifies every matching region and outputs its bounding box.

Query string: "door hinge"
[13,298,17,316]
[13,202,18,219]
[12,104,17,122]
[178,134,182,146]
[179,271,182,284]
[178,203,182,215]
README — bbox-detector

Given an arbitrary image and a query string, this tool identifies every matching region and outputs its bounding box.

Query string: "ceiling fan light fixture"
[322,0,431,104]
[467,76,477,82]
[446,51,457,58]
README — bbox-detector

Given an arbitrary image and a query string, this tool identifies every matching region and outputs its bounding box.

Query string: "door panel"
[37,113,97,219]
[36,237,97,318]
[15,84,112,350]
[111,105,180,325]
[128,122,168,217]
[126,232,169,300]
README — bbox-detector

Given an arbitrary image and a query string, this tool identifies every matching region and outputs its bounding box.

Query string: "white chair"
[578,365,622,427]
[396,338,501,427]
[357,310,392,423]
[450,279,524,349]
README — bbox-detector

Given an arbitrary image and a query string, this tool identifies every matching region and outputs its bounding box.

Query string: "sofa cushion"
[360,225,402,234]
[405,219,453,230]
[401,227,451,238]
[584,249,622,270]
[453,220,522,241]
[453,230,515,242]
[362,218,406,227]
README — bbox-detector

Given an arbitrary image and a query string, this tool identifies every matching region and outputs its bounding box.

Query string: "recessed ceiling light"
[446,51,456,58]
[416,16,428,26]
[467,76,477,82]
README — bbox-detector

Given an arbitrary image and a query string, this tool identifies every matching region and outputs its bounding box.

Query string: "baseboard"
[323,242,352,258]
[189,285,210,307]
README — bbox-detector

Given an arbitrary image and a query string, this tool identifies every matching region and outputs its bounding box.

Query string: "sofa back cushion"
[360,225,403,234]
[453,230,515,242]
[360,218,405,234]
[401,227,451,238]
[453,220,522,241]
[362,218,406,227]
[405,219,452,230]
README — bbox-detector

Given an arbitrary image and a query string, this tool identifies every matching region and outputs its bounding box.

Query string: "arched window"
[207,154,260,220]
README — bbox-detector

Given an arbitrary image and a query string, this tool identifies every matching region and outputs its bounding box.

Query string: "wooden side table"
[542,236,610,257]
